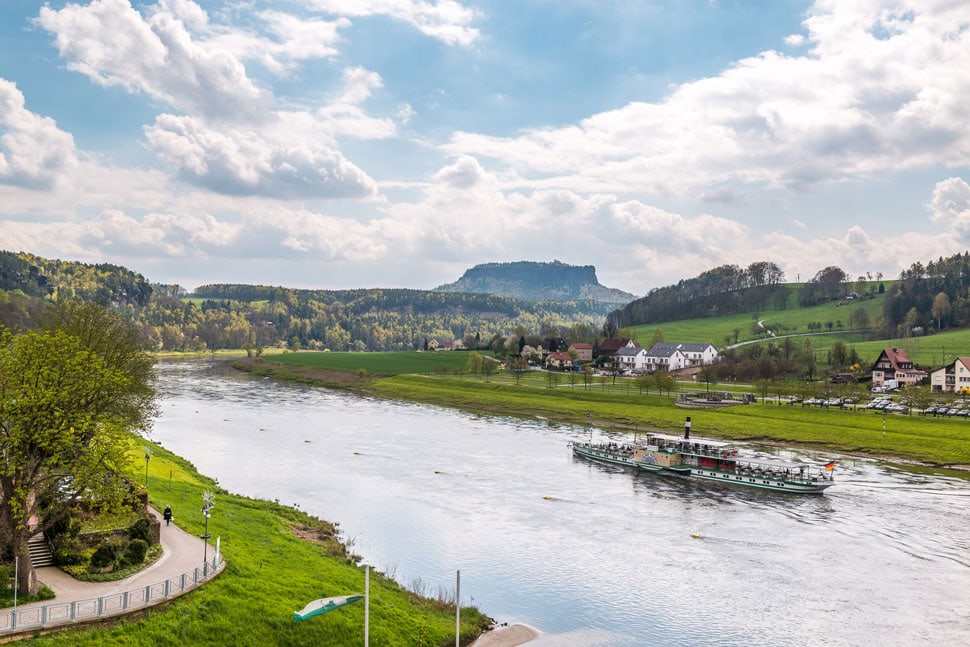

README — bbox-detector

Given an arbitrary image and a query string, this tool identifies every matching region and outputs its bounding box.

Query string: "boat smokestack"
[684,416,691,440]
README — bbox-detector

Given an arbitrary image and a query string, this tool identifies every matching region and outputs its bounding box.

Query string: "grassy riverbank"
[234,356,970,469]
[30,441,490,646]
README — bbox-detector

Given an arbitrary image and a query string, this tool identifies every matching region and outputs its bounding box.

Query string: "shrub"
[89,541,121,570]
[37,585,55,601]
[54,541,86,567]
[123,539,149,565]
[127,518,154,545]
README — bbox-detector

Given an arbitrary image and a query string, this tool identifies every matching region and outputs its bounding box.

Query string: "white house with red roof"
[870,347,927,387]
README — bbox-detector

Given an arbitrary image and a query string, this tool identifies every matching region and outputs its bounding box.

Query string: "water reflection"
[152,359,970,646]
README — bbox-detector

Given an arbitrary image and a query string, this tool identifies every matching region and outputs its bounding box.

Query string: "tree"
[1,303,158,594]
[653,370,675,396]
[650,328,664,346]
[932,292,951,330]
[465,351,484,374]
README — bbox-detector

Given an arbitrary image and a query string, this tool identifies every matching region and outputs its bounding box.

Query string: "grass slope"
[31,440,488,646]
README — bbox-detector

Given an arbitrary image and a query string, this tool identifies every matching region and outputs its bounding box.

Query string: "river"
[151,359,970,646]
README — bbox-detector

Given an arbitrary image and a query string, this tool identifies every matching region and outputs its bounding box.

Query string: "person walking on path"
[163,505,173,526]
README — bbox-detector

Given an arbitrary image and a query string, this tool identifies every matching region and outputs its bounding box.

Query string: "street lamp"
[144,447,151,491]
[201,490,215,570]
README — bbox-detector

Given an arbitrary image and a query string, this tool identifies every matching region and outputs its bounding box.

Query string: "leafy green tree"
[653,371,675,396]
[1,304,157,594]
[465,351,484,374]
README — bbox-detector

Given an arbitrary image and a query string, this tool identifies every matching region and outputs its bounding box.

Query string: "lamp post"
[201,490,215,569]
[144,447,151,491]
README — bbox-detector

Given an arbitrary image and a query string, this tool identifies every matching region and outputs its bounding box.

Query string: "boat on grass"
[570,417,836,494]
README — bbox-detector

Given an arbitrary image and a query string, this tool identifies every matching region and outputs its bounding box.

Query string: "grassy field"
[628,292,885,346]
[267,349,493,375]
[32,439,489,646]
[237,352,970,468]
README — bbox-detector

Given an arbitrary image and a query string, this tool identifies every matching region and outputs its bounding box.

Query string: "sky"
[1,0,969,296]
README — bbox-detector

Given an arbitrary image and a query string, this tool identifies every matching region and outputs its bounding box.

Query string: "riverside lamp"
[144,447,151,491]
[201,490,215,570]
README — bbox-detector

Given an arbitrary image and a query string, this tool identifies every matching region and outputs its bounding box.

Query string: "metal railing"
[0,556,223,635]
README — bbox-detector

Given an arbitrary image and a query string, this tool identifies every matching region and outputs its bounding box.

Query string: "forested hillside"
[5,250,970,355]
[435,260,635,303]
[0,252,610,352]
[882,252,970,336]
[607,262,790,329]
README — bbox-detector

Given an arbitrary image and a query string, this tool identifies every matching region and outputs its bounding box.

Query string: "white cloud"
[37,0,268,122]
[0,79,79,189]
[304,0,482,46]
[928,176,970,239]
[442,0,970,198]
[145,113,378,198]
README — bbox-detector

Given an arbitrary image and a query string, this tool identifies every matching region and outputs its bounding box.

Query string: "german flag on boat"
[824,461,836,471]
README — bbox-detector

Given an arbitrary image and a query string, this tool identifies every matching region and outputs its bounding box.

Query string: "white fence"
[0,557,222,635]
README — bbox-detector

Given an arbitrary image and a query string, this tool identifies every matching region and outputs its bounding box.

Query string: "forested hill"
[434,260,635,304]
[0,251,612,352]
[607,261,791,329]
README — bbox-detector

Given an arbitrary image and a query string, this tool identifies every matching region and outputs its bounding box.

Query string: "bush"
[127,518,153,545]
[37,585,55,601]
[89,541,121,570]
[123,539,149,565]
[54,540,86,567]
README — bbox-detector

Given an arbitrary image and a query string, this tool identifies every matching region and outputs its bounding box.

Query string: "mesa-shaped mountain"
[434,261,636,304]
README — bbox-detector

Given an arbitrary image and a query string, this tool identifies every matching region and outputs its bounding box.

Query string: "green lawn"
[267,350,494,375]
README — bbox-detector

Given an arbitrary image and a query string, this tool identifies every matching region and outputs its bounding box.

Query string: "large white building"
[644,342,719,372]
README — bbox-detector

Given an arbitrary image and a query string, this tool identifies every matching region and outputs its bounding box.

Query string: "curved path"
[7,506,222,634]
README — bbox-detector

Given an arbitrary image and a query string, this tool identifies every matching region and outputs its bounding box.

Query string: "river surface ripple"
[151,359,970,646]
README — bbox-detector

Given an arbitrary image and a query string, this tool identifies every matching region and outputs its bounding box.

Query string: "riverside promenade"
[2,507,223,638]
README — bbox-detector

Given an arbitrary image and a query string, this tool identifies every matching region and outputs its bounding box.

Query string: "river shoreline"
[229,356,970,473]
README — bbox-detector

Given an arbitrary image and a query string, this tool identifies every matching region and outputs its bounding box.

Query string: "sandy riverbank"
[470,623,539,646]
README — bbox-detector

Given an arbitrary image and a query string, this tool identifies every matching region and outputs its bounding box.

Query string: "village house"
[613,346,649,372]
[870,348,927,387]
[545,351,573,370]
[929,357,970,393]
[568,342,593,363]
[594,338,637,359]
[643,342,719,372]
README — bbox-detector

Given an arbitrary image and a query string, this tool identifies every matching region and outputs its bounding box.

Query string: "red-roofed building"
[871,348,927,388]
[545,351,573,370]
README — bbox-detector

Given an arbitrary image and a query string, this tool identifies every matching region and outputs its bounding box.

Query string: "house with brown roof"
[870,348,927,388]
[568,342,593,363]
[930,357,970,393]
[594,338,636,359]
[545,351,573,370]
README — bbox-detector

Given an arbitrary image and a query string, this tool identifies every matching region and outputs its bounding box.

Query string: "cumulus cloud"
[0,79,79,189]
[36,0,268,122]
[443,0,970,197]
[145,113,378,198]
[304,0,482,46]
[38,1,389,200]
[928,177,970,238]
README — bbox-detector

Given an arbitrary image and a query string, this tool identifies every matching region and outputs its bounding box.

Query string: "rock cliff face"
[434,261,635,304]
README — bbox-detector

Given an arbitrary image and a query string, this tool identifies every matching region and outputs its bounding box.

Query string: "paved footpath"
[15,506,222,613]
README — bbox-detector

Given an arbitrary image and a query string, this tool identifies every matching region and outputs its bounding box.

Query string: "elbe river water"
[151,359,970,646]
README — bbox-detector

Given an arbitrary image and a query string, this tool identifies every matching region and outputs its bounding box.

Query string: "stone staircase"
[28,534,55,568]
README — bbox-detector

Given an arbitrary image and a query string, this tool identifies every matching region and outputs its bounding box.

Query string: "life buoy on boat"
[723,450,730,457]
